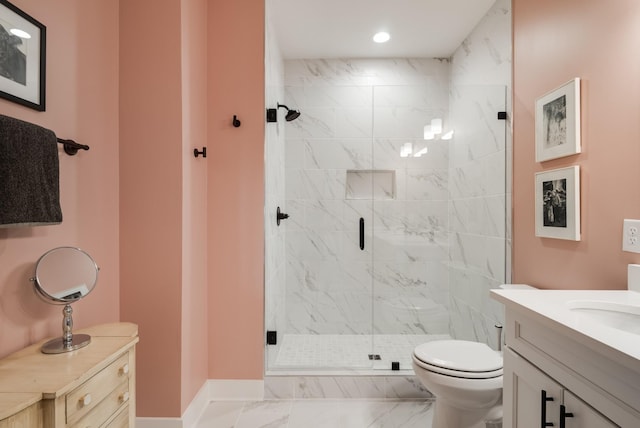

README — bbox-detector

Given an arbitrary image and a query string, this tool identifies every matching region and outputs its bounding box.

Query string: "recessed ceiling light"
[373,32,390,43]
[10,28,31,39]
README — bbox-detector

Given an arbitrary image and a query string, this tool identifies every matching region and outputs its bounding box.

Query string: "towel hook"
[232,115,241,128]
[194,147,207,158]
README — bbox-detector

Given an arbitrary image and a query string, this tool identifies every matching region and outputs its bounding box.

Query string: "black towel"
[0,114,62,227]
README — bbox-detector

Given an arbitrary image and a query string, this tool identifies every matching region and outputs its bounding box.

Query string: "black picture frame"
[0,0,46,111]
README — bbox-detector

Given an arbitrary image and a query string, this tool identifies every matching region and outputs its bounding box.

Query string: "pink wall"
[207,0,265,379]
[120,0,211,417]
[512,0,640,289]
[0,0,119,357]
[180,0,209,413]
[119,0,184,418]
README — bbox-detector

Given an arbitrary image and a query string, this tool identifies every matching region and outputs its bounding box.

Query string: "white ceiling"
[268,0,497,59]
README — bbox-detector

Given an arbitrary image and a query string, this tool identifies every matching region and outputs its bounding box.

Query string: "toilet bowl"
[412,340,503,428]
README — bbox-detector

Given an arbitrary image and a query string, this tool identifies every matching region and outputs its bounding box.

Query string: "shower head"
[266,103,302,123]
[277,103,301,122]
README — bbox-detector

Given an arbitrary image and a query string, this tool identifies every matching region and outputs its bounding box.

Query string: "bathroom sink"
[567,300,640,334]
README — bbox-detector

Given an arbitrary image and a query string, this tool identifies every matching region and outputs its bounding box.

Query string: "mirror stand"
[41,303,91,354]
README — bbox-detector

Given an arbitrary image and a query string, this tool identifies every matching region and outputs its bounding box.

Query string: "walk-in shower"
[264,1,511,376]
[265,61,508,374]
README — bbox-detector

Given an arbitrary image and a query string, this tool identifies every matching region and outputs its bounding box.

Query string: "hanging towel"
[0,114,62,227]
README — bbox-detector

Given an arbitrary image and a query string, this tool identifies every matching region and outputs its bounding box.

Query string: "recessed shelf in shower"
[345,170,396,200]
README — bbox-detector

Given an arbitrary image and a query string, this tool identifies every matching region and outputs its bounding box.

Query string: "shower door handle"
[359,218,364,250]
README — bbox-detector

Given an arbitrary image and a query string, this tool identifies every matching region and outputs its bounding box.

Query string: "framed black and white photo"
[0,0,45,111]
[535,166,580,241]
[535,78,580,162]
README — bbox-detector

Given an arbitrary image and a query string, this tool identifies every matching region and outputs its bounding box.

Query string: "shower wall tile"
[373,107,447,140]
[450,0,511,87]
[405,169,448,201]
[304,86,373,108]
[372,231,449,263]
[283,58,453,335]
[448,0,511,347]
[284,58,450,88]
[285,107,335,139]
[305,138,372,170]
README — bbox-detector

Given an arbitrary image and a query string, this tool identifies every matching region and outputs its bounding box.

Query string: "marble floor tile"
[196,399,433,428]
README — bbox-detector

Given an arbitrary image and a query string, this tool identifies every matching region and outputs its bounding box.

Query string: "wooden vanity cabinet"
[0,323,138,428]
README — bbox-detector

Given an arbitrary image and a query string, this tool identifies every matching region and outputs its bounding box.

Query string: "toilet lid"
[413,340,503,373]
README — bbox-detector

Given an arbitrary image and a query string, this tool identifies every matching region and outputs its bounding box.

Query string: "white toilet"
[412,339,503,428]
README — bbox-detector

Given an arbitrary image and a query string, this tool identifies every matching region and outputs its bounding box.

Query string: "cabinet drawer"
[66,353,131,426]
[69,381,129,428]
[104,405,129,428]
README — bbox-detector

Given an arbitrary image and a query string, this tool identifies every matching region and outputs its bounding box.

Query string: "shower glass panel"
[265,85,376,371]
[369,84,507,371]
[369,84,453,371]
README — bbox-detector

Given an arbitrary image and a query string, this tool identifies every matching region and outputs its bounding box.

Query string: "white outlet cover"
[623,219,640,253]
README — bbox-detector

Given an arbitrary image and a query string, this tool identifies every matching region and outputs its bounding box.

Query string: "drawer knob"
[79,393,92,407]
[119,363,130,375]
[119,391,130,403]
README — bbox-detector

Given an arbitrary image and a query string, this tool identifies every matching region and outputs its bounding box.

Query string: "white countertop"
[491,289,640,367]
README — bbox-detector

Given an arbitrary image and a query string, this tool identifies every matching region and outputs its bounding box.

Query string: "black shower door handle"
[359,217,364,250]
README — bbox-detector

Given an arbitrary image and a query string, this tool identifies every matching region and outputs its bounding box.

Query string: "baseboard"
[182,380,211,428]
[136,418,182,428]
[208,379,265,400]
[136,379,264,428]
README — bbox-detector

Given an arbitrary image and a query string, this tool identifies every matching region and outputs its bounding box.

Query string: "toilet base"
[432,397,502,428]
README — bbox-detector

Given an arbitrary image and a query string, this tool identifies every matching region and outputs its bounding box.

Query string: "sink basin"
[567,300,640,334]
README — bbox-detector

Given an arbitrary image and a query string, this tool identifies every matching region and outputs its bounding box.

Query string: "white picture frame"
[535,166,580,241]
[535,78,580,162]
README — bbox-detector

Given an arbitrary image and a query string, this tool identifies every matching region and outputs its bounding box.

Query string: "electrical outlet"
[623,219,640,253]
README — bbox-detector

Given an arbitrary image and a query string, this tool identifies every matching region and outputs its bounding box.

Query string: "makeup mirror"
[31,246,99,354]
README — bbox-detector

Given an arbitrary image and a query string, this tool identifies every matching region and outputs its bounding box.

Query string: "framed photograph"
[535,166,580,241]
[535,78,580,162]
[0,0,46,111]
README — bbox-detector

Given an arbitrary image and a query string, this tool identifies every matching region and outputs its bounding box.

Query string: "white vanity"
[492,289,640,427]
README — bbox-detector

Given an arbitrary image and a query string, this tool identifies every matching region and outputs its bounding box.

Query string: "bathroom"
[0,0,639,427]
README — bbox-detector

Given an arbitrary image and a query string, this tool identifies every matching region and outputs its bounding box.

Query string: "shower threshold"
[270,333,450,374]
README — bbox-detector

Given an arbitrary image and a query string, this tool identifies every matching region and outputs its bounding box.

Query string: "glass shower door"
[265,85,376,371]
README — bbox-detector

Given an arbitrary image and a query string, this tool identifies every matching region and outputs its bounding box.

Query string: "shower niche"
[346,170,395,200]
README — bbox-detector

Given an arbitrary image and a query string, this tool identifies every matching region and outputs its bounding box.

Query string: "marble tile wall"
[282,59,452,336]
[448,0,512,350]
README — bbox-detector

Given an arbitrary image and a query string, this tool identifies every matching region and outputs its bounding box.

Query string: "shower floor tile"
[274,334,450,370]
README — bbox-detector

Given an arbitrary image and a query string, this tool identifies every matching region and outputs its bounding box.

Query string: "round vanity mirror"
[31,246,99,354]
